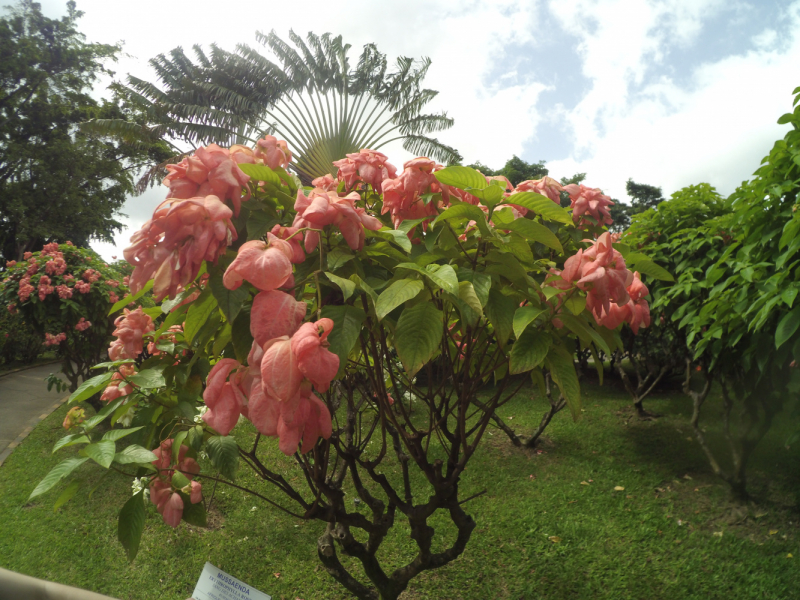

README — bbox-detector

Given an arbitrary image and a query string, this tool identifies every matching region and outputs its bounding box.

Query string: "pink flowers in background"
[74,281,91,294]
[74,317,92,332]
[150,439,202,528]
[37,275,54,301]
[108,307,154,361]
[516,177,564,204]
[82,268,101,283]
[44,332,66,346]
[333,149,397,192]
[5,260,16,268]
[17,278,34,302]
[255,135,292,170]
[124,195,236,301]
[56,284,72,299]
[44,256,67,276]
[564,184,614,228]
[293,188,382,252]
[381,157,451,228]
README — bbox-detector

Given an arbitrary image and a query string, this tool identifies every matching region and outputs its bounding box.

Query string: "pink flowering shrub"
[35,139,665,599]
[0,243,131,390]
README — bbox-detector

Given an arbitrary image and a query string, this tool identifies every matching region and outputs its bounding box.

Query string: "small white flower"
[198,450,209,461]
[132,477,145,496]
[193,406,209,424]
[118,411,134,427]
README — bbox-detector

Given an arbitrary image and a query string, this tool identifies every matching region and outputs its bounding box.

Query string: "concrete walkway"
[0,364,68,466]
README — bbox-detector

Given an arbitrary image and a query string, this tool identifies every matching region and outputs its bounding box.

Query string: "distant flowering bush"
[0,243,131,391]
[32,134,660,600]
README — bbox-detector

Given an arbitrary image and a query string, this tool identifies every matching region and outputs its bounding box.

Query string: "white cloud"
[546,0,800,202]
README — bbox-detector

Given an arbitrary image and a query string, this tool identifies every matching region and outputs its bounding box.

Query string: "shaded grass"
[0,380,798,600]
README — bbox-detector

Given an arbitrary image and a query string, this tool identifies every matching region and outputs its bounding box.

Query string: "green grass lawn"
[1,377,798,600]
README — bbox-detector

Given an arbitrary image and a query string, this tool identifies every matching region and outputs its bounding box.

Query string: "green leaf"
[108,280,154,315]
[504,192,572,225]
[394,303,443,376]
[206,436,239,480]
[321,305,366,375]
[546,346,581,420]
[433,203,491,237]
[172,431,188,465]
[118,490,146,561]
[325,272,357,301]
[231,308,254,363]
[53,434,90,453]
[375,279,425,320]
[29,457,89,500]
[237,162,281,185]
[627,259,674,282]
[349,274,379,306]
[129,369,166,389]
[434,165,488,190]
[558,314,612,356]
[114,445,158,465]
[509,329,551,374]
[171,471,191,490]
[368,228,412,253]
[327,248,355,271]
[456,281,484,325]
[53,481,80,512]
[504,219,563,253]
[246,210,277,241]
[485,289,517,347]
[68,372,113,404]
[181,495,207,527]
[208,268,249,322]
[101,427,144,442]
[84,440,116,468]
[457,270,491,307]
[775,306,800,349]
[82,397,125,430]
[160,288,195,314]
[184,289,217,344]
[396,218,429,235]
[564,294,586,315]
[513,306,547,339]
[397,263,459,295]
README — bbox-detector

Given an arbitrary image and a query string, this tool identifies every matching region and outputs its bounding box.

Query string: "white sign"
[191,562,272,600]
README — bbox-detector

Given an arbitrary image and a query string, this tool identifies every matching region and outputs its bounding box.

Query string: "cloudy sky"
[29,0,800,260]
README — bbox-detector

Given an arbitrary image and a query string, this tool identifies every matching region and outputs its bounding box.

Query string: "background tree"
[92,31,461,186]
[0,1,170,262]
[609,179,664,233]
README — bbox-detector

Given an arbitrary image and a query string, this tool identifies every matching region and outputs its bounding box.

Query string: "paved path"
[0,364,68,465]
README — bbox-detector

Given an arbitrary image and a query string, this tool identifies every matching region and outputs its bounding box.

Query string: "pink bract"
[223,235,294,292]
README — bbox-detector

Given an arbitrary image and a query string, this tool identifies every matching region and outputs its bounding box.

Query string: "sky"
[26,0,800,261]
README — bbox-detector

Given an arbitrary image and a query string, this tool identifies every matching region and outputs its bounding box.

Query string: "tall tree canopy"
[610,179,665,232]
[466,155,548,186]
[95,31,461,185]
[0,1,169,262]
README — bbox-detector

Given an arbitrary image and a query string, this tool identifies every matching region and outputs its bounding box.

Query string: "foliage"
[0,308,41,366]
[26,130,663,599]
[626,86,800,497]
[609,179,665,233]
[466,155,549,187]
[0,1,171,262]
[0,242,129,392]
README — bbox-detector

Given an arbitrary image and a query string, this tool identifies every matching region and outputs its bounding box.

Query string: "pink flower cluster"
[44,332,67,346]
[17,278,34,302]
[41,243,60,255]
[100,364,136,402]
[254,135,292,170]
[564,184,614,228]
[82,269,101,283]
[74,281,91,294]
[7,303,17,314]
[381,157,453,228]
[74,317,92,332]
[37,275,54,301]
[56,284,73,299]
[23,252,33,260]
[108,291,119,304]
[293,188,383,252]
[163,144,253,216]
[333,149,397,192]
[108,307,154,361]
[124,195,237,301]
[202,289,335,455]
[549,232,650,333]
[516,176,563,204]
[5,260,16,268]
[44,257,67,276]
[149,439,202,528]
[223,234,297,292]
[62,406,85,430]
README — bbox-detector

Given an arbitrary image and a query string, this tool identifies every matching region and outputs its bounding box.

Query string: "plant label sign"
[191,562,271,600]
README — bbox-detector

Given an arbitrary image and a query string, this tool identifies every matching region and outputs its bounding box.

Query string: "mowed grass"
[0,376,798,600]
